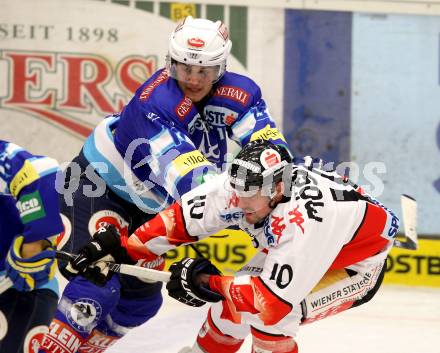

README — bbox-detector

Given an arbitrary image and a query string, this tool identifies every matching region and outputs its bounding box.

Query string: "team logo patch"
[187,37,205,48]
[263,215,286,247]
[224,113,236,125]
[88,210,129,238]
[66,298,102,333]
[17,191,46,223]
[260,149,281,170]
[24,325,48,353]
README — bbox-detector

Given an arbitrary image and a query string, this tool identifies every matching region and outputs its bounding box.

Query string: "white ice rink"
[106,285,440,353]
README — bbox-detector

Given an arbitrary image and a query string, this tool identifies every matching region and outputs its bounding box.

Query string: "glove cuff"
[189,258,224,303]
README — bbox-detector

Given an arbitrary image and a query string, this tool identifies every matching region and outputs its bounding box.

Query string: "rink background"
[103,285,440,353]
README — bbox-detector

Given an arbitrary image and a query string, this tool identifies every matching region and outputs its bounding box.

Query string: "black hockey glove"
[64,224,134,286]
[166,257,224,307]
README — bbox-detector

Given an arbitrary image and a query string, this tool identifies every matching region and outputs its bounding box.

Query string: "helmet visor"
[167,58,222,84]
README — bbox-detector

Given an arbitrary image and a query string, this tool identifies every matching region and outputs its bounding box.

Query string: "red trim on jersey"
[125,203,195,261]
[209,275,292,326]
[330,202,390,269]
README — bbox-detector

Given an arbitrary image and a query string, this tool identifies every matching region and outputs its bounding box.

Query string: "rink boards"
[165,231,440,288]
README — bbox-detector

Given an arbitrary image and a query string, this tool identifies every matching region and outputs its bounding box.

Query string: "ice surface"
[106,285,440,353]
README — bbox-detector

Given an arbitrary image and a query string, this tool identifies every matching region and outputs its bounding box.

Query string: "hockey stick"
[55,251,171,283]
[393,194,418,250]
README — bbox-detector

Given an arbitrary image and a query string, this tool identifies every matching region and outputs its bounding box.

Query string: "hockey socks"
[196,309,244,353]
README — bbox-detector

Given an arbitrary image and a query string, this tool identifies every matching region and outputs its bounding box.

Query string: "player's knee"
[112,288,163,327]
[251,326,298,353]
[209,302,250,339]
[64,274,121,300]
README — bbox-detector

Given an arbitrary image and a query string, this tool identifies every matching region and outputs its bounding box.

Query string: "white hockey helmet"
[167,16,232,82]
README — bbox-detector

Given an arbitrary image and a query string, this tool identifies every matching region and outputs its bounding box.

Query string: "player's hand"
[166,257,224,307]
[63,224,134,284]
[5,236,56,291]
[79,258,113,287]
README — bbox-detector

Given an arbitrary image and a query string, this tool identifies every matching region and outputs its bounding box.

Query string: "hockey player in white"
[42,16,289,353]
[68,140,399,353]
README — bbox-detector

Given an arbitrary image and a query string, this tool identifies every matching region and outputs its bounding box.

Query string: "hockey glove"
[5,236,56,291]
[64,224,134,286]
[166,257,224,307]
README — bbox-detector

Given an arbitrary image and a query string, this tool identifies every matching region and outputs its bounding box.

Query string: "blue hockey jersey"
[0,141,64,270]
[83,69,288,213]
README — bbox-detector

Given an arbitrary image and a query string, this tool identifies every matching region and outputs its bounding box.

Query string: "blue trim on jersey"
[5,146,24,159]
[236,113,254,142]
[83,128,169,212]
[149,128,178,157]
[39,167,59,178]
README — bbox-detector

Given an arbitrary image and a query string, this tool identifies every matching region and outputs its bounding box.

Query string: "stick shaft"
[55,251,171,283]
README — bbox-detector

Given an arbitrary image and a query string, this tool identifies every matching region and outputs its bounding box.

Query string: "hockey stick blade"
[393,194,418,250]
[55,251,171,283]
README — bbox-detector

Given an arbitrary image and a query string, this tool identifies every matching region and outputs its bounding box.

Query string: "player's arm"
[125,173,232,261]
[117,102,218,202]
[167,220,328,325]
[167,253,293,323]
[62,174,231,284]
[0,141,63,291]
[0,141,64,243]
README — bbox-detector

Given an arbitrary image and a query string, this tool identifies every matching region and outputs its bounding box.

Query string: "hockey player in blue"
[42,17,290,353]
[0,140,63,353]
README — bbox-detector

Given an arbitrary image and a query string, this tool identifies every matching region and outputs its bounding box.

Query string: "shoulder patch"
[10,160,39,197]
[172,150,211,176]
[175,96,193,120]
[214,85,250,106]
[250,124,286,143]
[139,70,169,102]
[17,190,46,223]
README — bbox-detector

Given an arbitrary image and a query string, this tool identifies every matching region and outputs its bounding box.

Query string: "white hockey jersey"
[127,163,399,328]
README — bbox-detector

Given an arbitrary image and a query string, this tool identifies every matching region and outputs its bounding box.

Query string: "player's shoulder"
[212,71,262,108]
[133,68,195,124]
[220,71,261,90]
[135,69,170,101]
[0,140,25,158]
